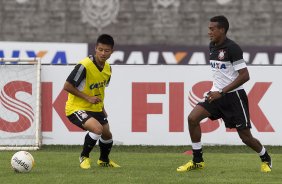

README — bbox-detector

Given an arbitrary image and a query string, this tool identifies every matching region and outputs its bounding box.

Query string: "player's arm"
[63,64,101,104]
[208,68,249,103]
[221,67,249,94]
[221,43,249,94]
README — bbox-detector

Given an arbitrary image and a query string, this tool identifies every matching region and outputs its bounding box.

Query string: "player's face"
[208,22,225,44]
[95,43,113,63]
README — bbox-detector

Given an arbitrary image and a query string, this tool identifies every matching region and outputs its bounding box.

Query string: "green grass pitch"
[1,145,282,184]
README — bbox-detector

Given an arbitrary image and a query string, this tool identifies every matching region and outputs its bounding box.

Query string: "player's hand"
[87,96,102,104]
[206,91,222,103]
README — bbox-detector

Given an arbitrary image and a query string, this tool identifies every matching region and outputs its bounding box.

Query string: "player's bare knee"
[102,130,112,140]
[102,133,112,140]
[89,124,103,135]
[188,115,199,127]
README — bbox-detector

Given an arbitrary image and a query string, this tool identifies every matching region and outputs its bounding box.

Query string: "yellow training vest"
[65,57,111,115]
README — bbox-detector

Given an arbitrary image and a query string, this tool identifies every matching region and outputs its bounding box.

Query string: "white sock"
[192,142,202,150]
[99,137,113,144]
[88,132,101,140]
[259,147,266,156]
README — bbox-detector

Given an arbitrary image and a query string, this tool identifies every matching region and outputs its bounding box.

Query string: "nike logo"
[236,124,242,128]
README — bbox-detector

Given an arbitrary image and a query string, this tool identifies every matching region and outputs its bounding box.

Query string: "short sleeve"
[229,43,243,62]
[229,44,247,71]
[66,64,86,87]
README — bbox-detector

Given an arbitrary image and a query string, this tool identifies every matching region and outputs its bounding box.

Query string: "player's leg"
[235,89,272,172]
[98,123,112,163]
[79,117,103,169]
[97,123,120,167]
[189,105,210,163]
[81,117,103,157]
[177,105,210,172]
[237,128,272,172]
[67,111,103,169]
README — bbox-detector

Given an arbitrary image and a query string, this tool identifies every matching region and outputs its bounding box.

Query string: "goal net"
[0,58,41,150]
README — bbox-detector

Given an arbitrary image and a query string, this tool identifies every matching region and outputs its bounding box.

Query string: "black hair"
[210,15,229,34]
[96,34,114,48]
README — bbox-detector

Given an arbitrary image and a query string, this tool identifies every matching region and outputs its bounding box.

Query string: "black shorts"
[67,110,108,130]
[198,89,251,130]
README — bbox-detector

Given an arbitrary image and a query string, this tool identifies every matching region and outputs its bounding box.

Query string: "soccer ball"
[11,151,35,173]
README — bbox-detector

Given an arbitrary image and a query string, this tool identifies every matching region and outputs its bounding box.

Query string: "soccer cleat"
[79,156,91,169]
[97,159,121,168]
[261,161,272,173]
[177,160,205,172]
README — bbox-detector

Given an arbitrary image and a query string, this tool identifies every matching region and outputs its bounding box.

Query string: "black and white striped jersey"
[209,38,247,92]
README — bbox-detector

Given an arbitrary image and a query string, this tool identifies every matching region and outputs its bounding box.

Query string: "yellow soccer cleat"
[79,156,91,169]
[97,159,121,168]
[177,160,205,172]
[261,161,272,173]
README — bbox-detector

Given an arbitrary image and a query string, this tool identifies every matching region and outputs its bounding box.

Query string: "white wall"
[38,65,282,145]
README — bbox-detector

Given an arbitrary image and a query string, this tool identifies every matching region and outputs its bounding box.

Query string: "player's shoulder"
[225,38,242,50]
[79,56,92,63]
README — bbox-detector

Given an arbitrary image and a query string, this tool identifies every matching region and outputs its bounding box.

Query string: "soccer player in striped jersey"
[177,15,272,173]
[64,34,120,169]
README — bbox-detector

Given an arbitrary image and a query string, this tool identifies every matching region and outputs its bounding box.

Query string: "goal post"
[0,58,41,150]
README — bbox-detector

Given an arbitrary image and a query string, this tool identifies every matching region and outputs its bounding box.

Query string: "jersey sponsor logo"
[210,60,226,69]
[89,80,107,89]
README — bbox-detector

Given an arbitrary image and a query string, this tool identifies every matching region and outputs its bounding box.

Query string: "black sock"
[99,139,113,162]
[81,133,97,158]
[260,151,271,162]
[192,149,204,163]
